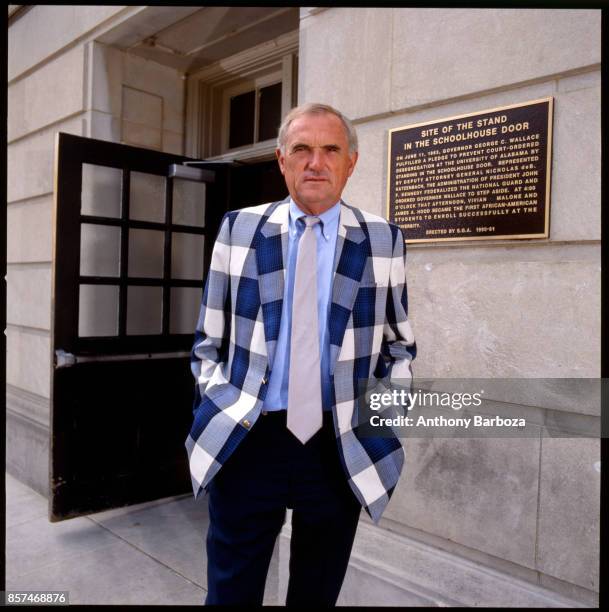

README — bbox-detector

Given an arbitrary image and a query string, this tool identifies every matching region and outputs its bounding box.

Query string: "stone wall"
[293,7,601,604]
[6,6,185,495]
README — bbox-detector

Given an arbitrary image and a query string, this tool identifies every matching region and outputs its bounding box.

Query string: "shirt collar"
[289,197,341,241]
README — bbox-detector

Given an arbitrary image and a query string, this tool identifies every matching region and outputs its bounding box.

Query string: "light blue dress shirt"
[262,198,340,412]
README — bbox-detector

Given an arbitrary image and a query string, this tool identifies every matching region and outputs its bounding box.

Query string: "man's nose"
[307,148,324,170]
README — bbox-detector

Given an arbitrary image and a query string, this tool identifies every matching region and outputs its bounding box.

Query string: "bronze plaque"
[387,98,553,243]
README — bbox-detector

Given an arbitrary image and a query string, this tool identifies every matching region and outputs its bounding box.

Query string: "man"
[186,102,416,606]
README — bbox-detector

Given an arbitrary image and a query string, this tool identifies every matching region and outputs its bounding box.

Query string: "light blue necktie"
[287,216,323,443]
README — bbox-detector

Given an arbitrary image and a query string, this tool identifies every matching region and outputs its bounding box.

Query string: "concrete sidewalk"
[5,472,592,607]
[4,473,280,605]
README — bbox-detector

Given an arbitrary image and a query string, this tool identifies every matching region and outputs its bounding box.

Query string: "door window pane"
[128,229,165,278]
[258,82,282,142]
[80,224,121,277]
[129,171,165,223]
[173,180,206,227]
[170,287,202,335]
[171,233,204,280]
[81,164,122,218]
[127,286,163,335]
[229,90,255,149]
[79,285,119,337]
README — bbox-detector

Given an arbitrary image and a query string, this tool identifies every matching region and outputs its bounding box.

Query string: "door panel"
[51,133,228,521]
[51,133,287,522]
[52,358,194,520]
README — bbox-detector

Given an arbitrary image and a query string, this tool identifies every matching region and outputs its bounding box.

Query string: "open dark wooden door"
[50,133,231,521]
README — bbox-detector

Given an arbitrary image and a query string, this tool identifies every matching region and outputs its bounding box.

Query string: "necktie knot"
[299,215,321,230]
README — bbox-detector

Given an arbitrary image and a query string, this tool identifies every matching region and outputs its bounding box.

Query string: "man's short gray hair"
[277,102,358,154]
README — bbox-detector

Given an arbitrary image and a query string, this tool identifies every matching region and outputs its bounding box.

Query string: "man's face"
[276,112,358,215]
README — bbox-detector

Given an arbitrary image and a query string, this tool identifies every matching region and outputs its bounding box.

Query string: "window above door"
[185,30,298,162]
[226,80,283,151]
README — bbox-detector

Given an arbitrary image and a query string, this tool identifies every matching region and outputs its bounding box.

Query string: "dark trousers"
[205,409,362,606]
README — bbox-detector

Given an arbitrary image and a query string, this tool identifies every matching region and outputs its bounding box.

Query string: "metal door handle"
[54,349,191,368]
[55,349,77,368]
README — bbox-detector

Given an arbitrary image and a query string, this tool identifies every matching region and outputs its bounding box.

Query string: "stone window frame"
[185,30,298,162]
[220,72,283,153]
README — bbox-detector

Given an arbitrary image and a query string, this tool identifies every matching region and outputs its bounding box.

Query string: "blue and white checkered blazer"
[185,198,416,523]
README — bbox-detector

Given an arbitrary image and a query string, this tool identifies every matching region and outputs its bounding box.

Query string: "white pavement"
[4,472,280,605]
[6,472,590,607]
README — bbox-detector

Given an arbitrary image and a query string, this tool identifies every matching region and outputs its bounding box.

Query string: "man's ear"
[347,151,359,177]
[275,148,286,175]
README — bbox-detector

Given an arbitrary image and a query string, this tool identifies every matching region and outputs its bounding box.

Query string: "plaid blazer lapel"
[256,199,290,369]
[329,203,369,370]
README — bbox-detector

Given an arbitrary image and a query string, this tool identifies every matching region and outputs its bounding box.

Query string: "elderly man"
[186,102,416,606]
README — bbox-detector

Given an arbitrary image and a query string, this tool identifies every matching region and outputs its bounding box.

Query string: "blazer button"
[242,419,251,429]
[261,375,268,385]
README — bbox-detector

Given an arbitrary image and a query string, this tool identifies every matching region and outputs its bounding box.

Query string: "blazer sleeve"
[381,225,417,386]
[190,213,232,409]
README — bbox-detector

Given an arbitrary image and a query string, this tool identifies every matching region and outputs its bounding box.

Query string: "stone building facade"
[7,6,600,606]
